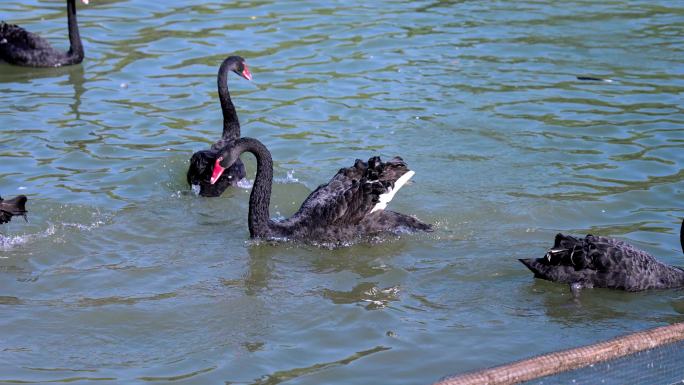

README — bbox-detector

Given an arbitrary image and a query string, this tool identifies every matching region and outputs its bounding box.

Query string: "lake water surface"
[1,1,683,384]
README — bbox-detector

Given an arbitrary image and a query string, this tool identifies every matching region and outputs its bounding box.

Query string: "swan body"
[519,220,684,292]
[0,0,88,67]
[187,56,252,197]
[0,195,27,224]
[211,137,432,244]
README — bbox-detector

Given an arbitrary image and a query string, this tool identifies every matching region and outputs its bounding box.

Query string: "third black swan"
[520,219,684,292]
[187,55,252,197]
[210,137,432,243]
[0,195,28,224]
[0,0,89,67]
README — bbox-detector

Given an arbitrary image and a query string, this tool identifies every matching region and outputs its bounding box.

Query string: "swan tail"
[0,195,28,224]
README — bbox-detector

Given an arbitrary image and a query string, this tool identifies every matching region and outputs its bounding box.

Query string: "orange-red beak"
[242,65,253,81]
[210,157,225,185]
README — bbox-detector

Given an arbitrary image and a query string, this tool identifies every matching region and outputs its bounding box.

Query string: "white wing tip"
[370,170,415,213]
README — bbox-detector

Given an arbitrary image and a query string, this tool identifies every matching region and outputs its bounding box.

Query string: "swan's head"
[210,147,242,185]
[227,56,252,81]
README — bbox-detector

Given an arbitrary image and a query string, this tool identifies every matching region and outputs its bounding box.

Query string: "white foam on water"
[191,184,201,196]
[236,178,253,189]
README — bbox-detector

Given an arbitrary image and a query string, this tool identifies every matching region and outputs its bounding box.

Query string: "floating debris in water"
[577,76,614,83]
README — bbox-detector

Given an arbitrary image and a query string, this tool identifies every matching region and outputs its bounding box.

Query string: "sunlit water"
[1,1,683,384]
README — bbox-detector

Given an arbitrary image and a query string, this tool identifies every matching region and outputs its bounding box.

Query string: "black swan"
[209,137,432,243]
[186,55,252,197]
[0,195,27,224]
[0,0,88,67]
[519,219,684,293]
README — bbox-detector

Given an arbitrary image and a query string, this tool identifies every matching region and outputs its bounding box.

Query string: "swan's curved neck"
[233,138,273,238]
[218,61,240,140]
[66,0,84,63]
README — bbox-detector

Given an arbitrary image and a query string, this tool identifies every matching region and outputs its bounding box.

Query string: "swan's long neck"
[66,0,84,63]
[235,138,273,238]
[218,61,240,140]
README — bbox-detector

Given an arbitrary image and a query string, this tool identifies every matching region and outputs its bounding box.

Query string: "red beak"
[210,157,226,185]
[242,65,253,81]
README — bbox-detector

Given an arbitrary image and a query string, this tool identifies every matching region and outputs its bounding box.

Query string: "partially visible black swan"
[187,55,252,197]
[0,195,27,224]
[0,0,89,67]
[209,137,432,243]
[519,219,684,292]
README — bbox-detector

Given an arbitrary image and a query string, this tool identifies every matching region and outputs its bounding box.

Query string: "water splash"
[1,225,56,252]
[1,219,106,252]
[275,170,299,184]
[236,178,253,189]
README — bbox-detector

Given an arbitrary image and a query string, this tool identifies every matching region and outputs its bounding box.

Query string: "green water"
[1,1,683,384]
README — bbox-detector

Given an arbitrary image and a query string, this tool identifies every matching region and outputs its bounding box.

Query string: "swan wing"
[291,157,414,227]
[0,22,53,51]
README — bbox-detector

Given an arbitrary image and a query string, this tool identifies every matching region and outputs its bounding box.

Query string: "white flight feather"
[370,170,415,213]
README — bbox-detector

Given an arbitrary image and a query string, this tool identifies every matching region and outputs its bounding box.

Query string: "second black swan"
[209,137,432,243]
[0,0,88,67]
[0,195,28,224]
[519,219,684,292]
[187,55,252,197]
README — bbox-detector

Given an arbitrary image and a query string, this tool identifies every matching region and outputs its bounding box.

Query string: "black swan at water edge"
[209,137,432,244]
[0,0,89,67]
[0,195,27,224]
[519,219,684,293]
[186,56,252,197]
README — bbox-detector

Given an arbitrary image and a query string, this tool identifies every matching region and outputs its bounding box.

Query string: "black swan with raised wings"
[209,137,432,244]
[0,0,88,67]
[187,55,252,197]
[520,219,684,292]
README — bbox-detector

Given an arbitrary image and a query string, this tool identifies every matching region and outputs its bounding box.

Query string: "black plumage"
[211,137,432,244]
[186,56,252,197]
[0,0,87,67]
[519,220,684,292]
[0,195,27,224]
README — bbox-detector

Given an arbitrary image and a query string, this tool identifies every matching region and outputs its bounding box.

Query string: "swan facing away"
[519,219,684,292]
[0,0,89,67]
[0,195,27,224]
[187,55,252,197]
[210,137,432,244]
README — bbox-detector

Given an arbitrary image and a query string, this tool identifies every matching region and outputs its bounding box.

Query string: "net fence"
[433,322,684,385]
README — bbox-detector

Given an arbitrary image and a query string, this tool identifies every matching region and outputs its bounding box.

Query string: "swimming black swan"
[186,55,252,197]
[209,137,432,243]
[0,195,27,224]
[0,0,89,67]
[519,219,684,292]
